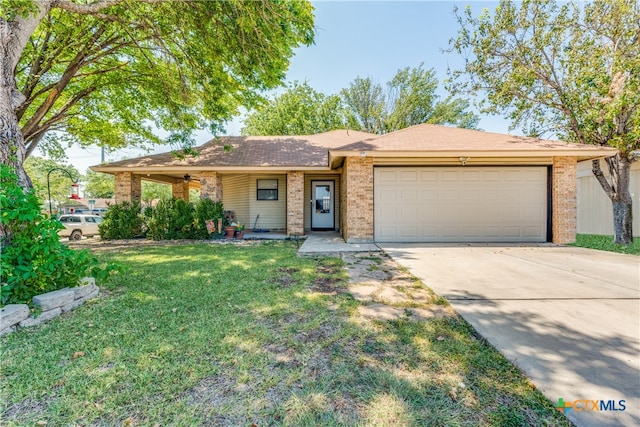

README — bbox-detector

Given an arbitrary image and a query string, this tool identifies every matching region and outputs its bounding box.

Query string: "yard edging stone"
[0,278,98,337]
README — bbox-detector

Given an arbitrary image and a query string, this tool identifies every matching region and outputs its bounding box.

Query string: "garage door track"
[380,244,640,427]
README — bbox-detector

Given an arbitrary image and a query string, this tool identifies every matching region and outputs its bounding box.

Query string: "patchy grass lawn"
[571,234,640,255]
[1,242,570,426]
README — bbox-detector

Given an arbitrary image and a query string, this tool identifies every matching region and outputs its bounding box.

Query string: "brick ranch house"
[92,123,616,244]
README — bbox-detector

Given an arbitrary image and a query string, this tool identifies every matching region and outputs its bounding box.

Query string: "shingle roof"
[92,124,616,172]
[333,124,613,153]
[96,130,375,169]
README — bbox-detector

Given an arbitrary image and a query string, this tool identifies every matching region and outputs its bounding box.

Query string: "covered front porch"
[111,170,350,237]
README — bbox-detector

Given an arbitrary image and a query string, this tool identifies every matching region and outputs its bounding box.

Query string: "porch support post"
[286,171,304,236]
[115,172,141,203]
[172,179,190,201]
[342,156,374,243]
[200,171,222,201]
[552,156,577,244]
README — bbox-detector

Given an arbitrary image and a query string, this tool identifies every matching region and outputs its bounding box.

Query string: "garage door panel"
[375,167,547,243]
[421,171,438,181]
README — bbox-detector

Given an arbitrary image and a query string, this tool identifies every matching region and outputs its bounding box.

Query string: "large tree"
[241,81,358,135]
[449,0,638,243]
[1,0,313,241]
[341,64,479,134]
[0,0,314,186]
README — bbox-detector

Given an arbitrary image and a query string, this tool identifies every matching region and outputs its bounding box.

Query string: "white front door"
[311,181,334,229]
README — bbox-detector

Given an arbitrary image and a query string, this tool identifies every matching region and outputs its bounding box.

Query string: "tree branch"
[51,0,165,15]
[592,159,615,200]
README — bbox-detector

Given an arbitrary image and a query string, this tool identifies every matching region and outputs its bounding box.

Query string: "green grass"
[571,234,640,255]
[1,242,570,426]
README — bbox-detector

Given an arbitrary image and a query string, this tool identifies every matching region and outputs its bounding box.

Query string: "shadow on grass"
[2,242,573,426]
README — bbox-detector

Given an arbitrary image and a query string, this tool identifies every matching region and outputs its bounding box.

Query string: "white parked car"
[58,214,103,240]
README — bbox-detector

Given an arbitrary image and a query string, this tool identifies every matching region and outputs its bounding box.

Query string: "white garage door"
[375,167,547,243]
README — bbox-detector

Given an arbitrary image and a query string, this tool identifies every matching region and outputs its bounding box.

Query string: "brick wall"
[552,156,577,244]
[172,180,190,201]
[286,171,304,235]
[114,172,141,203]
[200,171,222,201]
[342,157,374,243]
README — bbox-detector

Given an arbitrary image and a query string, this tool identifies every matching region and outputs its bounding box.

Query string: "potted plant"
[235,224,245,239]
[224,222,236,239]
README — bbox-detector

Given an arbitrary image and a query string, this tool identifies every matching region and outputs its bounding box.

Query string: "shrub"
[99,201,144,239]
[0,165,98,305]
[147,198,196,240]
[193,198,225,238]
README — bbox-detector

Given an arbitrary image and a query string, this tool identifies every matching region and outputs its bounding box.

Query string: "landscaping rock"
[32,289,75,311]
[19,308,62,328]
[80,277,96,287]
[63,288,99,312]
[0,304,30,329]
[0,326,16,337]
[73,282,97,299]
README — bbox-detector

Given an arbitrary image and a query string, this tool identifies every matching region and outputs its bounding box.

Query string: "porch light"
[459,157,470,166]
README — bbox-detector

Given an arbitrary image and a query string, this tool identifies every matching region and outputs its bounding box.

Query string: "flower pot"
[235,231,244,239]
[224,226,236,239]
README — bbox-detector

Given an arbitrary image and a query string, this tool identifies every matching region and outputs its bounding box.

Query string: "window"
[257,179,278,200]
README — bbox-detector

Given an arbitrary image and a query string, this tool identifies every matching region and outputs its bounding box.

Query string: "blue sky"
[62,1,507,172]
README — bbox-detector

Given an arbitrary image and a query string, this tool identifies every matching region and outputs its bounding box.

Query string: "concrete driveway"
[379,244,640,427]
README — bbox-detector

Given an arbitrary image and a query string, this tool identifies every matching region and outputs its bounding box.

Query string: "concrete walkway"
[380,244,640,427]
[298,232,380,256]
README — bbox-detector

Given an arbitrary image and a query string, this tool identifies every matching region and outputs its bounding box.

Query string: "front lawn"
[1,242,570,426]
[571,234,640,255]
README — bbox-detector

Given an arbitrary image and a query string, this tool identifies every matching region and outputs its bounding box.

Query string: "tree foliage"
[241,81,357,135]
[341,64,479,134]
[11,0,314,159]
[141,181,171,204]
[449,0,638,243]
[243,64,478,136]
[84,169,114,198]
[0,164,98,305]
[23,156,79,207]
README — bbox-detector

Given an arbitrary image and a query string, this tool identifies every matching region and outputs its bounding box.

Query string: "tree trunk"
[1,9,48,241]
[612,199,633,244]
[592,154,634,244]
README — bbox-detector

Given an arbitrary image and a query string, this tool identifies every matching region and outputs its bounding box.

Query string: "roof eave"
[329,148,617,160]
[90,165,332,174]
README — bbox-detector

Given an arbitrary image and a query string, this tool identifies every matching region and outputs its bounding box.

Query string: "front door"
[311,181,334,229]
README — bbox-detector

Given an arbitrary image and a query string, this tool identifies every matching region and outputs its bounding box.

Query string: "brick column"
[342,156,374,243]
[552,156,577,244]
[172,180,190,201]
[199,171,222,201]
[114,172,141,203]
[286,171,304,236]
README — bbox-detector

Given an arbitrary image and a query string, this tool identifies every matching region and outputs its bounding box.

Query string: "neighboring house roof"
[92,124,616,174]
[59,198,114,209]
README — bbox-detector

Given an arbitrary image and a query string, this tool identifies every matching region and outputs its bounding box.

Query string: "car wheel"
[70,230,82,241]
